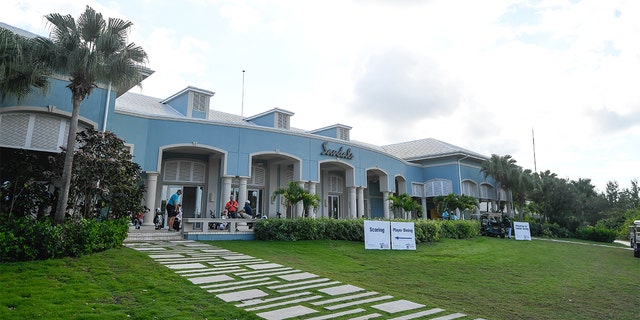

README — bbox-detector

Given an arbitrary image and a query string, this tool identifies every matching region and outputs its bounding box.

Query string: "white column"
[238,177,248,207]
[421,197,427,219]
[383,191,390,219]
[143,172,159,226]
[222,177,232,217]
[296,181,305,217]
[357,187,364,219]
[308,181,317,218]
[349,186,357,219]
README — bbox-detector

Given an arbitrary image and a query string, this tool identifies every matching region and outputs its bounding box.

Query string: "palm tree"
[32,6,148,224]
[0,27,49,101]
[480,154,518,213]
[272,181,320,218]
[388,193,423,219]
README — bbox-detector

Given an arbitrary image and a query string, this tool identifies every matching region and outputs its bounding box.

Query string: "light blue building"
[0,23,508,227]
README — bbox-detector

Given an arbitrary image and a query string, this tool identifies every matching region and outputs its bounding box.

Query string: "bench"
[183,218,255,234]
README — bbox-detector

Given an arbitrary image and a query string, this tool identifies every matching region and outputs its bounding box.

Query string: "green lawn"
[0,237,637,320]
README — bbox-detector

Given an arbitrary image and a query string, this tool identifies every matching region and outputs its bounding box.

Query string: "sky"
[2,0,639,193]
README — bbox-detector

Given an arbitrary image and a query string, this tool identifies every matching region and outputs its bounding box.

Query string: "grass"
[211,238,640,320]
[0,237,637,320]
[0,247,259,320]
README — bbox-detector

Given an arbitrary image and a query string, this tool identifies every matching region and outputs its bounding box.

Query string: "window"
[462,180,478,197]
[0,113,88,153]
[249,165,266,186]
[277,113,289,129]
[480,183,495,200]
[164,160,206,183]
[193,93,209,112]
[411,183,423,197]
[338,127,350,140]
[424,179,452,197]
[328,175,344,193]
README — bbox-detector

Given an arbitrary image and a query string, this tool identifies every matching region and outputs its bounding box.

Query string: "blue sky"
[2,0,639,192]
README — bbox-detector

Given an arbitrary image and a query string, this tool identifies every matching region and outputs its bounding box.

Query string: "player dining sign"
[364,220,416,250]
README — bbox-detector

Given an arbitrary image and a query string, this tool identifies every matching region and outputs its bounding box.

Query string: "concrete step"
[125,225,184,242]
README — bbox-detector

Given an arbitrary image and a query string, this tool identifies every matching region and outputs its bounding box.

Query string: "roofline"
[245,107,295,121]
[160,86,215,104]
[308,123,353,133]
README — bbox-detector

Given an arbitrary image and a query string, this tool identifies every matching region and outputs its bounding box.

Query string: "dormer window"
[277,112,290,129]
[338,127,350,140]
[193,93,209,112]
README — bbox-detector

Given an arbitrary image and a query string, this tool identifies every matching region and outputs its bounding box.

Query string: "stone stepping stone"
[276,281,341,293]
[149,254,184,259]
[207,281,280,293]
[216,288,268,302]
[429,313,467,320]
[278,272,318,281]
[305,308,366,320]
[325,295,393,310]
[371,300,424,313]
[348,313,382,320]
[133,247,167,251]
[386,308,444,320]
[312,291,379,306]
[318,284,364,296]
[166,263,207,269]
[256,305,317,320]
[201,277,270,289]
[221,254,255,260]
[245,295,323,311]
[201,249,231,253]
[187,274,233,285]
[235,268,294,278]
[268,278,330,289]
[246,263,284,270]
[236,292,313,307]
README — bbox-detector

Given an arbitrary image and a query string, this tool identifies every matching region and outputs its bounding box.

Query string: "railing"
[183,218,255,234]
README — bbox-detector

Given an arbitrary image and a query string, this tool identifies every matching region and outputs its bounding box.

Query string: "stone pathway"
[126,240,486,320]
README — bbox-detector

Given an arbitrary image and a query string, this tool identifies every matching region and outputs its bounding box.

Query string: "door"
[328,195,340,219]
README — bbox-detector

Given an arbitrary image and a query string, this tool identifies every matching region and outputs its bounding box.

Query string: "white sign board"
[514,221,532,241]
[391,221,416,250]
[364,220,391,250]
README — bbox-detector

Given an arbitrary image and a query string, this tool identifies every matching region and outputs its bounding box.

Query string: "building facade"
[0,24,508,228]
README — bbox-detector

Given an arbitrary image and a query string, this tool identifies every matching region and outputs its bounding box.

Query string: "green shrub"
[529,222,570,238]
[575,226,617,243]
[254,218,478,243]
[0,215,128,262]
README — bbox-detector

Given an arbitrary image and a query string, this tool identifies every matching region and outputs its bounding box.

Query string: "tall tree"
[32,6,147,224]
[0,27,49,101]
[480,154,518,213]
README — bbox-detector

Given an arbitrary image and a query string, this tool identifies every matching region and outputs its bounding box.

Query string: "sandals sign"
[321,141,354,160]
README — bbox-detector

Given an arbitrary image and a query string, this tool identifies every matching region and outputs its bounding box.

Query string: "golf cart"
[629,220,640,258]
[480,212,505,238]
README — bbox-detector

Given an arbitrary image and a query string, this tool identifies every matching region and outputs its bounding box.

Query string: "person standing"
[502,215,512,239]
[166,189,182,231]
[224,195,239,218]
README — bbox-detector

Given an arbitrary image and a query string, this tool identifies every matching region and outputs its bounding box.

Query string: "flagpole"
[532,127,537,173]
[241,70,245,117]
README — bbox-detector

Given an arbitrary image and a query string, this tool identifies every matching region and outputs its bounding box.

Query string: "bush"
[575,226,617,243]
[253,218,478,243]
[0,215,129,262]
[529,222,571,238]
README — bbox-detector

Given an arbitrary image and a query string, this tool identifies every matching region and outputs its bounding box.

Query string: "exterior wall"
[1,77,113,131]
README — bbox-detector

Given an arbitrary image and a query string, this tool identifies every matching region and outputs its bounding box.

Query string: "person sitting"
[224,195,238,218]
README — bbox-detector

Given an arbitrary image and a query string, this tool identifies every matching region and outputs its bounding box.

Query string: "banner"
[364,220,391,249]
[514,221,532,240]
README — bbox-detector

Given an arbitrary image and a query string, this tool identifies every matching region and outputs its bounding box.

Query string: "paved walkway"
[126,240,485,320]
